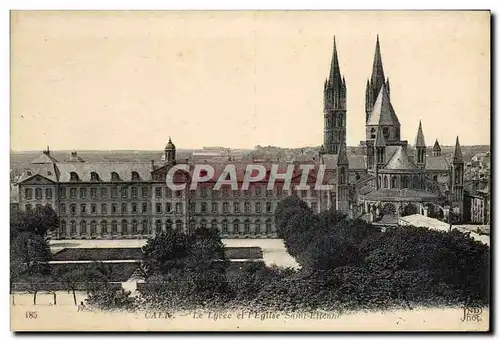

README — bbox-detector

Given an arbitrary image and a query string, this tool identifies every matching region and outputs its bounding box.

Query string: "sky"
[10,11,490,151]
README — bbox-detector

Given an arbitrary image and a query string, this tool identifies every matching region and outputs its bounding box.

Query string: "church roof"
[426,156,449,170]
[374,126,386,147]
[360,188,440,201]
[56,162,153,182]
[415,121,426,147]
[366,85,400,127]
[383,146,417,170]
[433,139,441,152]
[453,136,464,164]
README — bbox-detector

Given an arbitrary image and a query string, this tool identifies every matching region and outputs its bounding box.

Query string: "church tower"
[324,37,347,155]
[164,137,176,165]
[451,136,464,220]
[365,36,391,122]
[336,142,350,213]
[415,120,426,169]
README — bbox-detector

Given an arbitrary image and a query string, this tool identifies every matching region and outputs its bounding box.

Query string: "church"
[319,36,465,224]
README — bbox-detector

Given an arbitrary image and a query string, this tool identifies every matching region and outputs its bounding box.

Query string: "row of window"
[71,171,142,182]
[60,219,150,235]
[24,188,52,200]
[59,202,161,216]
[24,203,51,212]
[59,186,151,200]
[183,201,275,215]
[155,218,274,235]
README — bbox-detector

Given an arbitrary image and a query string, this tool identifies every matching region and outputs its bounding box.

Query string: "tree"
[11,206,59,238]
[141,229,189,275]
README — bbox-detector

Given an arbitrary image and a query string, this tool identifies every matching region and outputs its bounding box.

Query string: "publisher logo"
[460,307,483,322]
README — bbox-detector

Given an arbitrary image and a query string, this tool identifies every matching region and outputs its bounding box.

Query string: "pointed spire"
[337,142,349,165]
[374,127,386,147]
[453,136,464,164]
[415,120,426,147]
[433,139,441,152]
[329,36,342,85]
[371,35,386,96]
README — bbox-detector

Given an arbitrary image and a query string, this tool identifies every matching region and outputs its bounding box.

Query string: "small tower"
[324,36,347,155]
[365,35,390,122]
[164,137,176,165]
[336,143,350,213]
[451,136,464,221]
[415,120,426,169]
[374,127,386,167]
[432,139,442,156]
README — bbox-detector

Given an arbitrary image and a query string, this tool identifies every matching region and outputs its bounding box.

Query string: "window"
[142,203,148,213]
[233,202,240,213]
[165,187,172,198]
[175,203,183,214]
[266,219,272,234]
[222,220,228,234]
[190,190,196,198]
[311,202,318,212]
[111,203,117,214]
[155,187,162,198]
[142,187,149,198]
[80,221,87,235]
[244,202,251,213]
[132,203,138,214]
[211,189,219,198]
[201,219,207,229]
[90,187,97,198]
[80,204,87,215]
[24,188,32,200]
[391,176,397,188]
[80,188,87,199]
[244,220,250,234]
[35,188,42,199]
[301,190,308,198]
[70,221,77,235]
[70,188,77,199]
[131,172,140,181]
[60,220,67,235]
[255,202,261,213]
[244,190,249,197]
[201,187,208,198]
[255,220,261,234]
[111,220,118,234]
[91,204,97,214]
[266,190,273,197]
[156,203,162,214]
[233,190,240,197]
[201,202,207,213]
[121,203,127,214]
[165,202,172,213]
[212,202,218,213]
[121,187,128,199]
[111,172,120,181]
[370,128,376,139]
[311,188,317,197]
[175,190,182,198]
[165,219,172,229]
[45,188,52,199]
[433,175,438,182]
[70,204,77,215]
[111,187,117,198]
[131,187,138,198]
[222,187,229,197]
[121,220,128,234]
[132,220,138,234]
[90,221,97,235]
[266,202,272,213]
[175,220,183,230]
[141,220,148,234]
[211,219,218,230]
[101,187,108,198]
[255,186,262,197]
[25,204,32,212]
[101,203,107,215]
[223,202,229,213]
[59,187,66,199]
[70,172,79,182]
[233,220,240,234]
[90,172,99,182]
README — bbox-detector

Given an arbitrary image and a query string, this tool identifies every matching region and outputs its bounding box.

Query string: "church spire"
[329,36,342,85]
[371,35,386,98]
[453,136,464,164]
[415,120,426,147]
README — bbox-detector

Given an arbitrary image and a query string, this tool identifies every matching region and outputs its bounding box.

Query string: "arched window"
[244,219,250,234]
[165,219,172,229]
[210,219,218,230]
[391,176,397,189]
[121,220,128,234]
[265,219,272,234]
[401,176,409,189]
[383,176,388,188]
[222,219,228,234]
[60,203,66,214]
[255,220,261,234]
[155,220,162,234]
[80,221,87,235]
[90,172,100,181]
[60,220,67,235]
[175,220,183,231]
[370,128,376,139]
[101,203,107,215]
[111,172,120,181]
[132,220,138,234]
[233,219,240,234]
[131,171,140,181]
[70,220,77,235]
[70,172,79,182]
[90,221,97,236]
[111,220,118,234]
[100,220,108,234]
[141,220,148,234]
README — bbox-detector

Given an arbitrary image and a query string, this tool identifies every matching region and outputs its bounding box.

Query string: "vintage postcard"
[10,10,490,332]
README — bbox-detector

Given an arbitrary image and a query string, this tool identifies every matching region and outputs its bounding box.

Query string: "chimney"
[43,146,50,155]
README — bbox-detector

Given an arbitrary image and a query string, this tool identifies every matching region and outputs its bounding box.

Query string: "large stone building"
[14,36,466,239]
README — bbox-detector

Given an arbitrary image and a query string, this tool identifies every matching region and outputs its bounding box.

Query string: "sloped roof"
[433,139,441,152]
[426,156,449,170]
[30,151,59,164]
[56,162,153,182]
[383,146,417,170]
[366,85,400,127]
[374,127,386,147]
[360,188,439,201]
[453,137,464,164]
[17,164,59,183]
[415,121,426,147]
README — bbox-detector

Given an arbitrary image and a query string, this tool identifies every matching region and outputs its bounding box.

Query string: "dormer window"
[26,171,32,176]
[70,172,79,182]
[111,172,120,181]
[131,171,140,181]
[90,172,100,182]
